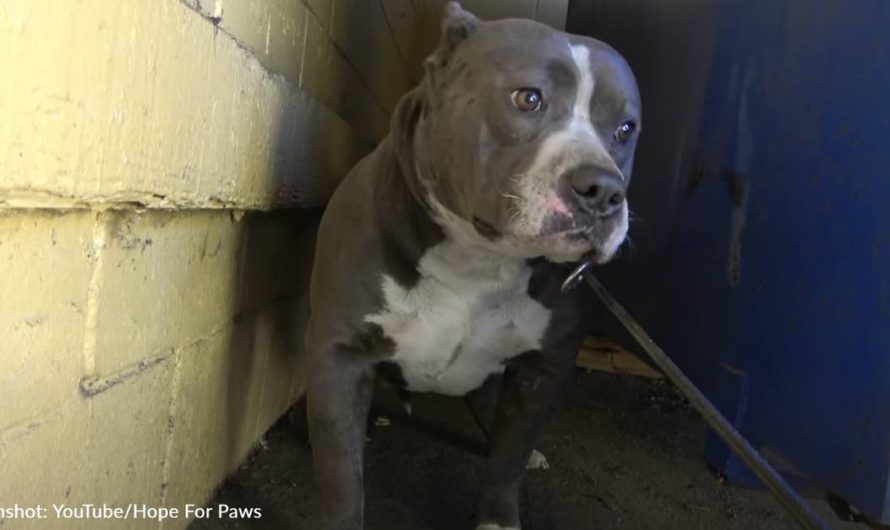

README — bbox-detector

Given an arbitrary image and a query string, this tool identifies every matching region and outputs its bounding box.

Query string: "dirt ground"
[191,371,860,530]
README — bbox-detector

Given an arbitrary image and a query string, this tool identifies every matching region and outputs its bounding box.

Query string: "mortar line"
[158,348,185,530]
[81,210,110,376]
[0,404,67,448]
[324,0,392,119]
[252,335,273,444]
[328,41,393,118]
[234,221,269,443]
[297,8,311,88]
[77,293,305,399]
[377,0,408,64]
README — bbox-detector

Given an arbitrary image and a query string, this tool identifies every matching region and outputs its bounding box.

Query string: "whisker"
[507,205,522,223]
[495,181,522,202]
[620,235,637,258]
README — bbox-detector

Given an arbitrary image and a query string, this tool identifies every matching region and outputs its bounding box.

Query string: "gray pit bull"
[305,3,641,529]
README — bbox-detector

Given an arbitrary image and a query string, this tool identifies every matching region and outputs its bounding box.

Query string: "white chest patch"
[365,240,552,396]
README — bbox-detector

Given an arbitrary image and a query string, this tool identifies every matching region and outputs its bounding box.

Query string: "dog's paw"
[526,449,550,471]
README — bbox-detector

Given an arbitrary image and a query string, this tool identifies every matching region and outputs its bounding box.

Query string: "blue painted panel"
[568,0,890,522]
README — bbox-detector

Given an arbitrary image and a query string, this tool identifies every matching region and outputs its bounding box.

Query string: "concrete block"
[161,334,236,515]
[189,0,308,87]
[252,296,311,439]
[0,210,92,428]
[235,210,320,315]
[92,210,242,375]
[380,0,417,67]
[0,1,87,200]
[0,0,372,211]
[302,10,391,141]
[304,0,333,27]
[264,91,376,207]
[0,206,316,527]
[309,108,382,197]
[162,300,307,512]
[0,402,92,530]
[300,8,335,104]
[86,359,174,530]
[330,0,409,114]
[1,358,173,530]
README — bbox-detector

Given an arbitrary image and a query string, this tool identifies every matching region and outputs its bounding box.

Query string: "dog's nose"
[569,166,626,216]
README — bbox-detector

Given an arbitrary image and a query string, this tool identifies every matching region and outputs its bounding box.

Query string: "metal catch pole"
[561,263,834,530]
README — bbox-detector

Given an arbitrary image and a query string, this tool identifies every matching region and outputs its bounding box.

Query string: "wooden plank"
[576,336,664,379]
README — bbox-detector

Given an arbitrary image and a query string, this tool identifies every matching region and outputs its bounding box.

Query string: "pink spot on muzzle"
[545,193,571,216]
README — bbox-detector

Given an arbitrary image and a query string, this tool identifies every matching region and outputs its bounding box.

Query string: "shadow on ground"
[190,370,860,530]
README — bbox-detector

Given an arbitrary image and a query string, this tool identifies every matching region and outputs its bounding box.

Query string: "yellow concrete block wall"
[0,1,567,528]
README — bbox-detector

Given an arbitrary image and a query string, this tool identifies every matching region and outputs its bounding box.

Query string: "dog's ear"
[424,2,479,71]
[391,88,424,179]
[441,2,479,51]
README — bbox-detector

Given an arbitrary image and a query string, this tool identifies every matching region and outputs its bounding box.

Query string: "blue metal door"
[568,0,890,522]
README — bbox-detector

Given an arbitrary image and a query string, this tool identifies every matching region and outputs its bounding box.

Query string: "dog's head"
[393,2,641,264]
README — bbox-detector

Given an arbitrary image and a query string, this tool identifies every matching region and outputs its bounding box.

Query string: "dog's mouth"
[468,200,629,263]
[545,230,617,263]
[535,203,630,263]
[485,222,625,264]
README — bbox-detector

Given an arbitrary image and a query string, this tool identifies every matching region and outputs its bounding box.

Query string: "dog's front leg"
[475,351,576,530]
[306,345,375,530]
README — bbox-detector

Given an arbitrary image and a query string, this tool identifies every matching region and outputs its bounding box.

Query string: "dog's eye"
[511,89,543,112]
[614,120,637,144]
